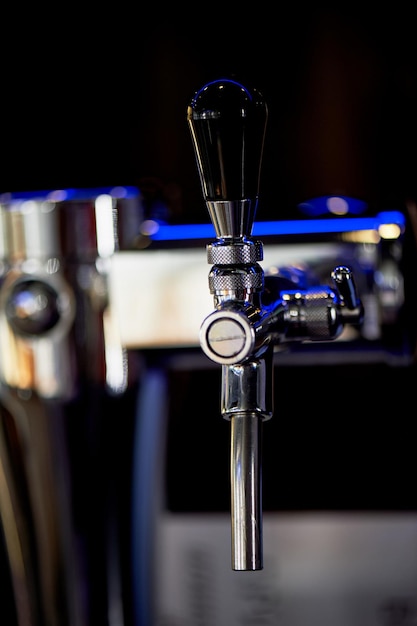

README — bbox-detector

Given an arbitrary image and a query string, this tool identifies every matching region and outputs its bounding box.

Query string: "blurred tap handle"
[331,265,364,325]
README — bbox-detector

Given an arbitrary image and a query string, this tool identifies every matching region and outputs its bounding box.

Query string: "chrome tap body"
[187,78,363,571]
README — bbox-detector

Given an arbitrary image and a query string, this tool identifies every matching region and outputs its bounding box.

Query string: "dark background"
[2,8,417,223]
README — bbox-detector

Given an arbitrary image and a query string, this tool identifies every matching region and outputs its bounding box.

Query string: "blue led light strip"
[0,187,406,242]
[150,211,406,241]
[0,186,140,203]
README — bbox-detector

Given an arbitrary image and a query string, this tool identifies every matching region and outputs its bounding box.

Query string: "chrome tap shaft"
[230,411,263,571]
[222,353,273,571]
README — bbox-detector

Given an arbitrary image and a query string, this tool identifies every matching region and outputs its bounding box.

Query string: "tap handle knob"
[331,265,364,326]
[187,78,268,240]
[331,266,361,310]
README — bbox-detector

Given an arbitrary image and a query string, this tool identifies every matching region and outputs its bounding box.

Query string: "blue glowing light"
[0,186,140,204]
[0,188,406,243]
[149,211,405,241]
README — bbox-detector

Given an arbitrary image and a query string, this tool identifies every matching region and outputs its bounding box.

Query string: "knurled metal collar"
[207,240,263,265]
[209,267,264,292]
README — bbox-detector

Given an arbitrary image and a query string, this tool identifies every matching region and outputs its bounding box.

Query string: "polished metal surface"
[221,355,273,418]
[0,388,85,625]
[200,309,256,364]
[230,412,263,571]
[208,264,264,295]
[0,198,77,399]
[206,199,257,239]
[0,188,143,399]
[0,187,144,625]
[223,354,273,570]
[207,240,263,265]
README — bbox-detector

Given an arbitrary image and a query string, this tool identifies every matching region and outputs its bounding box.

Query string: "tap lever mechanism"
[187,78,363,571]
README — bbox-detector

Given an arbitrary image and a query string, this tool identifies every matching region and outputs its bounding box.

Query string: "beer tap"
[187,78,363,571]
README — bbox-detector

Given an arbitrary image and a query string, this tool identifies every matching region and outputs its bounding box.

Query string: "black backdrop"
[2,8,417,223]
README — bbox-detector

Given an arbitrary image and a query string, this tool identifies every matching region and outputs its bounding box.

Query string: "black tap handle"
[187,78,268,239]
